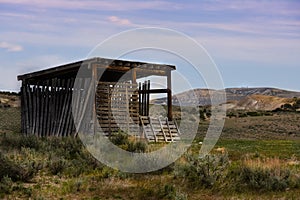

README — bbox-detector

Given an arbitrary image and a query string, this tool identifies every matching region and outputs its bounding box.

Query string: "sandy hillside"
[0,92,20,108]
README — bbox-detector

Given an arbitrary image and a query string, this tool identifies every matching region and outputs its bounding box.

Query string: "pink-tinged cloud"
[0,0,183,11]
[0,42,23,52]
[108,16,132,26]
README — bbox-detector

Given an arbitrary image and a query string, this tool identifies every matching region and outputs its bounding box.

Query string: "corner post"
[132,67,137,84]
[167,69,172,121]
[20,80,26,135]
[92,63,98,135]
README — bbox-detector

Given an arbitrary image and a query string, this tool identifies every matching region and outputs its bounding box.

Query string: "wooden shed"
[17,57,180,142]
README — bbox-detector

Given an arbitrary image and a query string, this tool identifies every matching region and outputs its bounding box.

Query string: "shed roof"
[17,57,176,83]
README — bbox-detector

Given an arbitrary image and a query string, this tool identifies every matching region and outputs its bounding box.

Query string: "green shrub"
[199,110,206,120]
[46,137,83,160]
[127,141,147,153]
[263,111,273,116]
[110,131,129,146]
[235,166,291,192]
[61,179,84,194]
[175,153,229,188]
[48,157,67,175]
[0,152,37,182]
[238,112,247,118]
[0,153,20,181]
[0,134,42,150]
[109,131,147,153]
[227,112,237,118]
[0,176,13,195]
[159,184,187,200]
[46,138,103,177]
[246,111,262,117]
[281,103,293,111]
[161,184,176,199]
[293,98,300,109]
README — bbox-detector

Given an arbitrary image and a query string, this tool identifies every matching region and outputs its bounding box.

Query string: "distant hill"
[225,87,300,100]
[0,91,20,108]
[151,87,300,110]
[2,87,300,111]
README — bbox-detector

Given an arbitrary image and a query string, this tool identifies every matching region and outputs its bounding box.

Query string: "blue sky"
[0,0,300,92]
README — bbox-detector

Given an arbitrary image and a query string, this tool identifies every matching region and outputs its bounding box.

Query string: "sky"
[0,0,300,92]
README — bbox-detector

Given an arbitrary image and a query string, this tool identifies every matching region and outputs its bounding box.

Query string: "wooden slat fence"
[96,81,139,136]
[20,78,76,136]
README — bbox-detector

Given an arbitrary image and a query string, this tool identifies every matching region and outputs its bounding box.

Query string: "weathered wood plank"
[49,79,56,136]
[20,84,26,134]
[50,78,58,136]
[57,79,70,136]
[40,85,45,137]
[74,77,93,137]
[54,79,63,136]
[65,78,75,136]
[167,70,172,121]
[43,81,50,136]
[36,84,42,136]
[31,86,37,135]
[146,80,150,116]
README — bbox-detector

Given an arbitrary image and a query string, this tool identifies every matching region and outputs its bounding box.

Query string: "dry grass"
[220,112,300,140]
[243,157,283,174]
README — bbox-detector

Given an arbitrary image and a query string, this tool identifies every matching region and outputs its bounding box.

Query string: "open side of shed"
[17,57,177,140]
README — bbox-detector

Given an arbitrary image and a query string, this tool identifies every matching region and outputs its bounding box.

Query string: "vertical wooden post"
[57,79,71,136]
[36,82,41,136]
[20,82,25,134]
[167,70,172,121]
[108,85,112,137]
[32,85,37,135]
[92,64,98,135]
[23,82,30,135]
[132,68,137,84]
[138,82,142,116]
[65,78,74,136]
[146,80,150,116]
[132,68,138,134]
[22,82,28,135]
[40,84,46,137]
[55,79,63,136]
[125,86,129,133]
[142,81,146,116]
[27,84,33,135]
[44,80,50,137]
[49,80,55,136]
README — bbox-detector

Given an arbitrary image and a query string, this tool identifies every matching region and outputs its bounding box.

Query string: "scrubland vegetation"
[0,107,300,199]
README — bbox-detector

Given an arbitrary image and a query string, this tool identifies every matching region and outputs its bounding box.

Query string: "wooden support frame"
[18,57,176,137]
[138,74,172,121]
[167,69,172,121]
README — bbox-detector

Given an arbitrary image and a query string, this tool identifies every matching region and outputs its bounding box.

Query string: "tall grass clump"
[230,157,300,192]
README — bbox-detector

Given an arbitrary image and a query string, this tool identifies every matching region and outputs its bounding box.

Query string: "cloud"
[198,0,300,16]
[0,42,23,52]
[0,0,183,11]
[185,21,300,38]
[195,35,300,66]
[108,16,132,26]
